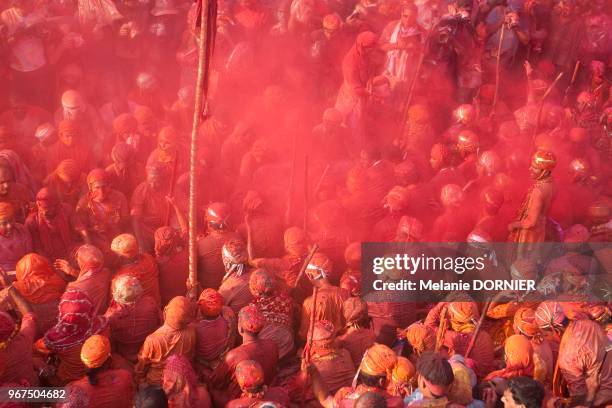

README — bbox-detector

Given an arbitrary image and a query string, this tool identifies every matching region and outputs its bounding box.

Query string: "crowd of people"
[0,0,611,406]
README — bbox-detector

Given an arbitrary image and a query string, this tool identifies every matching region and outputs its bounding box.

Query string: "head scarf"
[222,239,248,278]
[113,114,138,136]
[75,244,104,274]
[505,335,533,370]
[163,354,199,407]
[360,343,397,377]
[448,302,478,333]
[36,187,60,210]
[405,323,435,355]
[306,253,332,281]
[343,297,368,328]
[356,31,378,53]
[322,13,341,30]
[56,159,80,182]
[111,233,139,258]
[198,289,224,318]
[154,227,181,257]
[249,269,275,297]
[86,168,107,190]
[513,307,539,337]
[391,356,416,386]
[80,334,111,369]
[164,296,194,330]
[284,227,308,256]
[340,270,361,297]
[238,304,265,334]
[13,253,66,304]
[44,290,107,352]
[205,202,231,229]
[0,149,36,193]
[236,360,266,397]
[111,274,143,305]
[0,202,15,221]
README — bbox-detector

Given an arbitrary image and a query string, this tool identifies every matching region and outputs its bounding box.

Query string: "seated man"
[0,202,32,274]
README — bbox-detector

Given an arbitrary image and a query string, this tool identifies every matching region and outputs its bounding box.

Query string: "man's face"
[59,129,76,147]
[401,9,416,25]
[430,155,442,171]
[501,388,525,407]
[38,202,58,219]
[158,136,174,152]
[90,181,109,202]
[0,169,12,197]
[0,217,14,237]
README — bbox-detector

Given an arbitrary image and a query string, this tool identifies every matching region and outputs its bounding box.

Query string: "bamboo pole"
[492,23,506,112]
[188,0,211,296]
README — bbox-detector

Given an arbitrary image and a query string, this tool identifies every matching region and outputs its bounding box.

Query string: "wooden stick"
[435,305,448,351]
[531,72,564,141]
[465,299,492,358]
[164,155,178,226]
[188,0,213,293]
[314,164,330,198]
[300,285,319,408]
[293,244,320,289]
[492,23,506,112]
[245,214,254,262]
[303,155,309,233]
[562,60,581,106]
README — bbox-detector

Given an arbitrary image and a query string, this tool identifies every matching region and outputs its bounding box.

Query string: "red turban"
[235,360,265,390]
[385,186,410,212]
[238,304,265,333]
[56,159,80,182]
[76,244,104,272]
[440,184,464,208]
[14,253,66,304]
[111,233,139,258]
[322,13,341,30]
[154,226,181,257]
[397,216,424,241]
[36,187,60,210]
[113,114,138,135]
[531,150,556,171]
[198,289,224,318]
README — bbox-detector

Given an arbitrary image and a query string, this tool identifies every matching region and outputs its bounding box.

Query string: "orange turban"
[361,343,397,377]
[56,159,80,182]
[14,253,66,304]
[198,289,224,318]
[111,233,139,258]
[448,302,479,333]
[238,305,265,333]
[504,335,533,369]
[284,227,308,256]
[249,269,274,297]
[391,356,416,384]
[404,323,435,355]
[513,307,539,337]
[164,296,194,330]
[0,202,15,221]
[235,360,265,390]
[80,334,111,368]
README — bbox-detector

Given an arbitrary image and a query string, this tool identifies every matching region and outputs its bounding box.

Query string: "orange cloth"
[111,233,139,258]
[485,334,534,380]
[514,307,539,337]
[299,285,347,340]
[405,323,436,355]
[448,302,479,333]
[13,253,66,304]
[164,296,194,330]
[112,253,161,306]
[337,327,377,367]
[360,343,397,377]
[80,335,111,368]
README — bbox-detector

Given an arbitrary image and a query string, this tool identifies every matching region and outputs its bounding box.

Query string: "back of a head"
[416,352,454,388]
[135,386,168,408]
[355,391,387,408]
[506,377,544,408]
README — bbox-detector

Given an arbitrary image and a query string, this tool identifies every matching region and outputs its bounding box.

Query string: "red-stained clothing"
[0,182,32,223]
[559,319,612,406]
[337,327,377,366]
[105,296,161,363]
[66,368,134,408]
[197,230,241,289]
[218,272,254,315]
[0,313,38,386]
[45,141,95,176]
[25,204,81,261]
[312,348,355,395]
[334,385,404,408]
[299,285,348,341]
[210,339,279,402]
[0,224,32,272]
[44,173,87,209]
[194,307,236,370]
[130,181,168,244]
[157,246,189,307]
[237,214,284,259]
[76,190,130,249]
[226,387,290,408]
[113,254,161,306]
[367,300,417,346]
[67,267,113,314]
